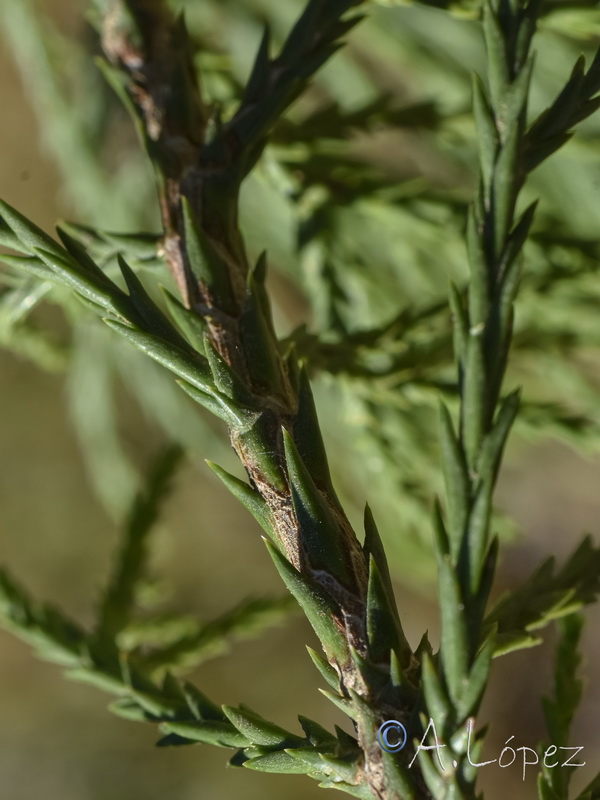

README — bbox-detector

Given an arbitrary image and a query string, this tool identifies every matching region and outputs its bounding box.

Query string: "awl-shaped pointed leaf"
[161,287,207,353]
[449,282,468,368]
[381,748,416,799]
[204,338,257,407]
[466,203,491,326]
[457,635,494,720]
[240,273,287,397]
[159,719,250,748]
[293,366,335,493]
[492,124,521,255]
[222,705,303,747]
[177,379,258,431]
[318,688,355,718]
[366,555,408,665]
[298,714,336,746]
[421,651,450,730]
[471,536,499,632]
[476,389,520,485]
[438,555,469,706]
[59,222,161,263]
[472,73,498,200]
[264,538,348,664]
[249,251,270,316]
[318,753,360,784]
[529,55,585,143]
[205,461,276,538]
[306,646,340,690]
[0,199,70,262]
[104,319,213,390]
[118,256,190,348]
[109,697,150,722]
[181,196,235,315]
[35,247,134,320]
[233,414,287,491]
[501,57,534,136]
[0,254,55,282]
[56,224,114,283]
[242,27,271,105]
[282,428,351,585]
[432,500,451,559]
[439,403,470,559]
[244,750,309,774]
[463,329,487,470]
[363,506,399,621]
[465,479,493,592]
[0,218,22,251]
[181,681,223,721]
[285,746,330,778]
[499,201,537,284]
[482,0,509,107]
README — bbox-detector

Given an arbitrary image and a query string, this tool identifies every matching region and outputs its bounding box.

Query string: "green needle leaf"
[161,286,207,353]
[205,460,276,538]
[282,427,351,585]
[421,652,451,730]
[366,554,407,664]
[181,196,236,316]
[456,635,494,720]
[222,705,303,748]
[0,198,69,262]
[104,319,213,391]
[439,403,470,559]
[244,751,310,774]
[159,720,250,748]
[306,646,340,690]
[293,366,335,493]
[263,538,348,664]
[472,73,498,201]
[438,556,469,706]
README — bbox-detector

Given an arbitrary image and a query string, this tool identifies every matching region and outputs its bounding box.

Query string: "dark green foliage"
[181,197,237,315]
[282,427,353,585]
[263,538,349,665]
[0,1,600,799]
[229,0,365,172]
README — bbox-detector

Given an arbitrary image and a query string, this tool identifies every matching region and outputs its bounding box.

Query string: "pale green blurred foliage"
[1,1,600,799]
[4,0,600,576]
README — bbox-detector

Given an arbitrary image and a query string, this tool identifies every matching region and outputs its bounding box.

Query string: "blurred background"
[0,1,599,798]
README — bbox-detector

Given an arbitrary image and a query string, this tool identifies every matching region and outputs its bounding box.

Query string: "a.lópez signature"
[377,718,585,781]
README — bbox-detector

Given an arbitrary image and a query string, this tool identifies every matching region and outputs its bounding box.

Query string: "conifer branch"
[425,2,600,797]
[1,2,600,798]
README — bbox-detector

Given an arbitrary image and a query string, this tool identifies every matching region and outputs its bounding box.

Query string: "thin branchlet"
[98,1,415,797]
[1,2,600,799]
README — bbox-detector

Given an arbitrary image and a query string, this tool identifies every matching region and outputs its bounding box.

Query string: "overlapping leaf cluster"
[1,1,600,799]
[3,0,600,570]
[416,1,600,797]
